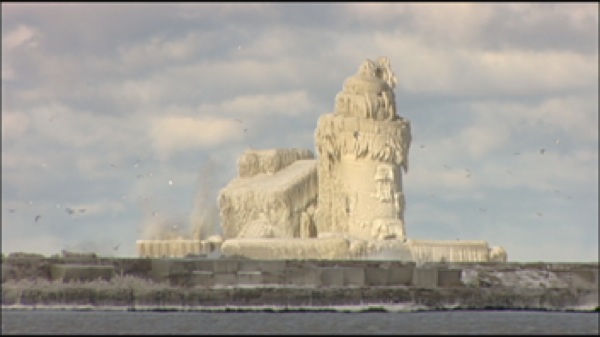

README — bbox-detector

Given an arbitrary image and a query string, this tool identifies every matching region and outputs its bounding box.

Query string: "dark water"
[2,309,598,334]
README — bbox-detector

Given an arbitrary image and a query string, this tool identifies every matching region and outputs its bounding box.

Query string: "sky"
[2,3,598,262]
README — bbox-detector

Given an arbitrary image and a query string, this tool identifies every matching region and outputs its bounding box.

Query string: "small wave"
[4,302,597,313]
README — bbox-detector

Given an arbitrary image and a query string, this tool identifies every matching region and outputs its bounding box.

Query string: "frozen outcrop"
[135,56,508,263]
[219,236,505,263]
[314,57,411,240]
[218,150,318,240]
[221,237,351,260]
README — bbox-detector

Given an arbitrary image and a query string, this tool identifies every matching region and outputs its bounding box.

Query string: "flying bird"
[513,152,520,156]
[8,208,16,213]
[419,144,425,149]
[35,215,41,222]
[113,244,120,251]
[66,208,75,215]
[537,212,543,217]
[540,148,545,155]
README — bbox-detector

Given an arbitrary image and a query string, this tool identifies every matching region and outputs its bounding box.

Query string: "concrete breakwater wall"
[2,254,598,311]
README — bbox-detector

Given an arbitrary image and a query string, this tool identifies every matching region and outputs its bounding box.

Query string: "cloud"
[342,3,409,23]
[384,39,597,97]
[456,124,511,158]
[1,111,30,140]
[2,24,41,50]
[480,149,598,192]
[1,24,42,80]
[197,90,313,118]
[117,32,204,70]
[345,3,598,53]
[408,3,495,46]
[151,116,243,161]
[477,96,598,143]
[475,50,597,95]
[176,3,279,22]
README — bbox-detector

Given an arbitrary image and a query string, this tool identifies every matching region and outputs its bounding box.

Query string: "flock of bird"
[5,116,568,254]
[418,138,569,218]
[5,157,181,252]
[10,137,567,224]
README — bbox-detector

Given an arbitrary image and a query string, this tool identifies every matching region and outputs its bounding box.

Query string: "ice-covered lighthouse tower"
[314,57,412,241]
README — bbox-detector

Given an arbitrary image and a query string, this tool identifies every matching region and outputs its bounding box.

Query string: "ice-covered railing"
[407,239,492,264]
[136,237,222,258]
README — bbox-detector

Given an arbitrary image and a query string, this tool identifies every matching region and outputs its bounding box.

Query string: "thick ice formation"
[218,149,318,239]
[136,57,507,264]
[237,148,314,178]
[221,237,350,260]
[315,57,410,240]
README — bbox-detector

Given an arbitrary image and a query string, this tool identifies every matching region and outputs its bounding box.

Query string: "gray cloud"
[1,3,597,261]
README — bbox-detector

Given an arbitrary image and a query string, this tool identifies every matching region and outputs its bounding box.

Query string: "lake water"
[2,309,598,334]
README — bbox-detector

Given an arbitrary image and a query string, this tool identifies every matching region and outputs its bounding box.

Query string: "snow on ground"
[461,268,572,288]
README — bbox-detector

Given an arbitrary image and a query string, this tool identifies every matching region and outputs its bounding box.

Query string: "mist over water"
[139,214,188,240]
[190,157,222,240]
[136,158,223,241]
[137,195,189,240]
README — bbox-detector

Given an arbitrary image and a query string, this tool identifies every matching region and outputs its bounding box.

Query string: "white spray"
[190,157,223,240]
